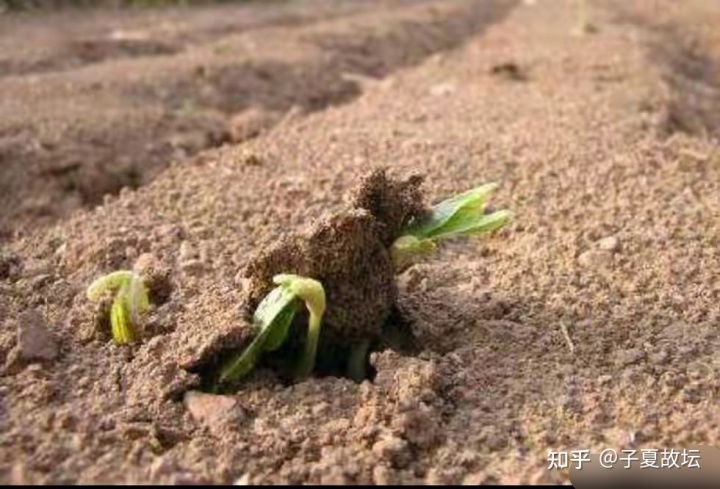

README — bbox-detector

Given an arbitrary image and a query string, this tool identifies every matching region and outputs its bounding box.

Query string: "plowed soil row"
[1,0,718,484]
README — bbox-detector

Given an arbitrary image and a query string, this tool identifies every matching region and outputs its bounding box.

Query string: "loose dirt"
[0,0,512,240]
[1,0,719,484]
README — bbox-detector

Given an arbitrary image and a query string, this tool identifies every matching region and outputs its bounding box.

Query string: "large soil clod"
[245,168,425,338]
[210,168,428,382]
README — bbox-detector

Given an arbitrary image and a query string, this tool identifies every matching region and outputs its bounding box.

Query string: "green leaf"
[406,183,499,239]
[273,274,325,324]
[218,326,274,384]
[218,274,327,386]
[429,209,512,241]
[390,183,511,269]
[87,270,152,345]
[262,306,297,352]
[86,271,134,301]
[218,284,298,384]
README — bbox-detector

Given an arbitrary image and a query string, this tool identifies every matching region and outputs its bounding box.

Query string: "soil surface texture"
[1,0,719,484]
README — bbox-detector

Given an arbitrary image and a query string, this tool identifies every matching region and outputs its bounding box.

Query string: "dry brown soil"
[1,0,719,484]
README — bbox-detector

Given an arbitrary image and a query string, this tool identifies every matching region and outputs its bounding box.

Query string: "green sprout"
[218,274,325,386]
[86,270,150,344]
[391,182,511,270]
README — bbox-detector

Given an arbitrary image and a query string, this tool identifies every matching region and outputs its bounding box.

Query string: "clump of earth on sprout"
[203,168,511,391]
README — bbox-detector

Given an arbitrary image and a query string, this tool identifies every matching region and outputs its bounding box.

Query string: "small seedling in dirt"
[218,274,325,387]
[86,270,150,344]
[390,183,511,270]
[212,176,510,390]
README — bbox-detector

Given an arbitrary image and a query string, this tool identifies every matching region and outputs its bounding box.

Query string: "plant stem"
[110,293,135,344]
[296,311,322,380]
[347,339,371,383]
[274,274,325,380]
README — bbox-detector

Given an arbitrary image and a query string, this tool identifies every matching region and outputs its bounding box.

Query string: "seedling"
[86,270,150,344]
[218,274,325,386]
[390,182,511,270]
[216,180,510,388]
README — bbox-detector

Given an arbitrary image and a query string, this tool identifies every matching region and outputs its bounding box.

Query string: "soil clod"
[214,168,430,385]
[183,391,245,435]
[14,309,58,363]
[489,61,527,81]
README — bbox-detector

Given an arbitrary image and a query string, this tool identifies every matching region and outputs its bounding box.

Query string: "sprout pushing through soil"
[86,270,150,344]
[218,274,326,386]
[390,182,511,270]
[206,170,511,391]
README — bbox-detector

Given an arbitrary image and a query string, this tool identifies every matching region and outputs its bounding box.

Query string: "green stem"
[274,274,325,380]
[110,293,135,344]
[347,339,371,383]
[297,311,322,380]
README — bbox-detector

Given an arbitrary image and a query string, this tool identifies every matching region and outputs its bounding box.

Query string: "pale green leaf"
[406,183,498,239]
[86,270,133,301]
[429,209,512,240]
[390,235,436,271]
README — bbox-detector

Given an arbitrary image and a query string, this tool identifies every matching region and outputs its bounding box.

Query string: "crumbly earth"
[243,168,425,347]
[1,0,720,485]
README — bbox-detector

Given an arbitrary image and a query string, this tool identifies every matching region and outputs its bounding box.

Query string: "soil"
[1,0,719,484]
[244,168,424,337]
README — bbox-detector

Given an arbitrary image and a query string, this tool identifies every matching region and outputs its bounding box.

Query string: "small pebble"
[184,391,244,435]
[597,236,620,251]
[20,259,50,278]
[178,241,198,262]
[10,463,29,485]
[180,259,205,275]
[228,107,279,143]
[16,309,58,362]
[372,465,392,485]
[615,348,645,367]
[234,474,251,485]
[649,349,670,365]
[312,402,329,416]
[372,435,410,468]
[578,249,613,269]
[429,82,457,96]
[597,374,613,385]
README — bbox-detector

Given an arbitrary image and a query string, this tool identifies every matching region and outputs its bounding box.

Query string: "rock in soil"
[183,391,245,436]
[14,309,58,362]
